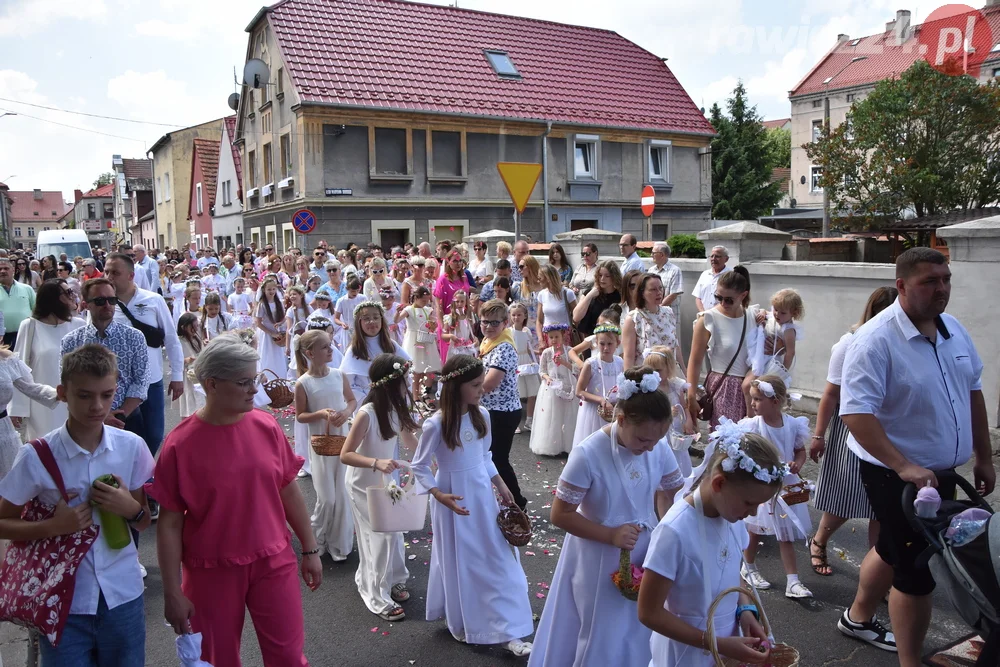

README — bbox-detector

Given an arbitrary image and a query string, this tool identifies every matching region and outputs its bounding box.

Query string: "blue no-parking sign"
[292,209,317,234]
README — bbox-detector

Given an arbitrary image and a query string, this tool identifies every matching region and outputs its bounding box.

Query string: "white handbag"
[366,462,428,533]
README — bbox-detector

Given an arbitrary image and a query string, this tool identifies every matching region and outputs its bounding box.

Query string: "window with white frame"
[156,177,162,203]
[810,166,824,192]
[222,180,232,206]
[14,228,21,237]
[28,228,34,237]
[573,135,598,179]
[648,140,672,183]
[812,119,824,142]
[196,183,203,215]
[164,173,171,201]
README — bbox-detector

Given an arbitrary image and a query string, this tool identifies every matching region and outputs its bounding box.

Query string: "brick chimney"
[895,9,911,45]
[74,189,83,203]
[33,189,42,200]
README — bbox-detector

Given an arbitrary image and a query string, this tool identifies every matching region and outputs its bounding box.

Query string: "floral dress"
[628,307,678,361]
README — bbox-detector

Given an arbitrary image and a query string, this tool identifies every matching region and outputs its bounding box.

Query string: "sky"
[0,0,918,203]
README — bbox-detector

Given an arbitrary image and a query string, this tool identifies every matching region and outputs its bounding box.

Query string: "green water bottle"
[92,474,131,550]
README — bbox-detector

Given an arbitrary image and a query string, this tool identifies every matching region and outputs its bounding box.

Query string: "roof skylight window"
[850,38,862,46]
[484,50,522,79]
[992,42,1000,53]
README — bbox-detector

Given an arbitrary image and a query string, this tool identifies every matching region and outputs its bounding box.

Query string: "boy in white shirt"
[0,344,154,666]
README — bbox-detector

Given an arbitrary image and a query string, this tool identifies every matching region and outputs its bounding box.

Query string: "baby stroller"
[903,471,999,667]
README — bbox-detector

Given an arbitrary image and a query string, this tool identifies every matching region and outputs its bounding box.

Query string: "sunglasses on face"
[88,296,119,306]
[327,268,339,273]
[372,269,385,275]
[713,294,736,306]
[61,289,74,297]
[518,264,526,270]
[314,252,324,257]
[581,252,592,257]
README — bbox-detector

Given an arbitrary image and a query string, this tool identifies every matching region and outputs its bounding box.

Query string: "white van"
[36,229,93,263]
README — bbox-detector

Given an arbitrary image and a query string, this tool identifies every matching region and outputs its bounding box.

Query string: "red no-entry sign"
[641,185,655,217]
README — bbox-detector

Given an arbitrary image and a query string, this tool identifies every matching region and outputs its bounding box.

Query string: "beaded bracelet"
[301,548,320,556]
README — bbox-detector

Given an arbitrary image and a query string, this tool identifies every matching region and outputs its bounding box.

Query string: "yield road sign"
[292,208,317,234]
[497,162,542,214]
[641,185,655,217]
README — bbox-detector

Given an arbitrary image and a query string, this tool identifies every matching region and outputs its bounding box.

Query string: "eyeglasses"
[221,376,261,392]
[481,318,505,328]
[581,252,592,257]
[87,296,119,306]
[371,269,385,275]
[61,289,74,297]
[713,294,736,306]
[517,264,526,270]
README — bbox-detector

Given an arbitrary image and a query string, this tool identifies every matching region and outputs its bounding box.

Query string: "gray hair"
[324,260,341,271]
[0,257,10,267]
[193,333,259,384]
[82,258,96,267]
[133,244,146,253]
[652,242,671,255]
[711,245,729,258]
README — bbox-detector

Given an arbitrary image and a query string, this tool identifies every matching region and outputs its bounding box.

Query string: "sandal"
[390,583,410,603]
[808,537,833,576]
[785,581,814,599]
[377,605,405,621]
[505,639,532,657]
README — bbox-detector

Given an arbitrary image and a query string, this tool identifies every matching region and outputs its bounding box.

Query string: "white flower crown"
[615,370,661,401]
[353,299,385,318]
[756,380,775,398]
[710,417,790,483]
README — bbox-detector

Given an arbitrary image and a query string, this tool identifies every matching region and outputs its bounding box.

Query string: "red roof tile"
[8,191,70,222]
[192,138,221,208]
[792,6,1000,97]
[224,115,243,196]
[262,0,714,135]
[81,183,115,198]
[762,118,790,129]
[122,158,152,180]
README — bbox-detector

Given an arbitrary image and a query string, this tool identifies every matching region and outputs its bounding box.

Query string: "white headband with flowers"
[616,370,661,401]
[710,418,790,483]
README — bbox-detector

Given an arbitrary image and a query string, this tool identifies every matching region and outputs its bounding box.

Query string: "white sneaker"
[785,580,813,599]
[523,419,532,432]
[740,562,771,590]
[139,563,147,579]
[505,639,532,657]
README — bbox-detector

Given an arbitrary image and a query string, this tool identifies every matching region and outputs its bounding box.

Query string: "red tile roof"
[192,138,221,208]
[792,6,1000,97]
[122,158,152,180]
[81,183,115,199]
[260,0,714,135]
[762,118,790,129]
[224,115,243,197]
[8,191,70,222]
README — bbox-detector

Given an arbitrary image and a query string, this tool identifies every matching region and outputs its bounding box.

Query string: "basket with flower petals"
[610,547,643,601]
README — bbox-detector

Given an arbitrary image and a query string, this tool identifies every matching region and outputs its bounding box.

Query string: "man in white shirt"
[197,249,220,270]
[838,248,995,666]
[692,245,732,311]
[0,344,154,663]
[103,254,184,470]
[132,244,158,292]
[650,242,683,316]
[619,234,645,274]
[309,245,328,277]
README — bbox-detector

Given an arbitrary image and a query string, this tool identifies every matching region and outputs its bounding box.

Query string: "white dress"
[400,305,442,374]
[662,377,694,478]
[228,290,254,329]
[750,316,804,386]
[9,317,85,441]
[571,355,623,446]
[297,370,354,559]
[256,302,288,382]
[345,404,410,614]
[644,495,750,667]
[334,293,367,351]
[446,318,477,359]
[178,338,201,419]
[530,346,579,456]
[339,336,410,411]
[512,328,539,399]
[202,312,234,340]
[0,356,59,478]
[740,415,811,542]
[529,426,682,667]
[411,410,534,644]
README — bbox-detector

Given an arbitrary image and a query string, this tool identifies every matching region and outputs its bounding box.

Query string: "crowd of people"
[0,235,989,667]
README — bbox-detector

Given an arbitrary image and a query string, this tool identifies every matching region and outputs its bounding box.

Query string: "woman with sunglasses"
[686,266,756,428]
[362,257,395,300]
[13,259,39,289]
[433,250,474,360]
[571,244,599,295]
[469,241,494,287]
[317,260,347,303]
[9,279,85,440]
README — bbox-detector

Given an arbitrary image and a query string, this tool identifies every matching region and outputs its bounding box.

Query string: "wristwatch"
[736,604,759,622]
[128,508,145,524]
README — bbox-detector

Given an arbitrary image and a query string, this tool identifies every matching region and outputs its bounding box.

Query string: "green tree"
[762,127,791,169]
[805,59,1000,229]
[93,172,115,188]
[710,82,784,219]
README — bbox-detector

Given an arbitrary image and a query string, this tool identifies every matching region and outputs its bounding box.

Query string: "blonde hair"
[448,289,471,325]
[479,298,508,321]
[771,288,804,320]
[539,264,562,294]
[496,241,512,255]
[700,432,785,492]
[519,255,540,295]
[752,373,788,405]
[295,329,330,377]
[643,345,679,382]
[508,302,528,328]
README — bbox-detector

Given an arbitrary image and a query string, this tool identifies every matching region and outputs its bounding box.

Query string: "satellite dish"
[227,93,240,111]
[243,59,270,89]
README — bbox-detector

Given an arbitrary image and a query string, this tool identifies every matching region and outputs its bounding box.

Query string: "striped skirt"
[813,408,875,520]
[707,372,747,429]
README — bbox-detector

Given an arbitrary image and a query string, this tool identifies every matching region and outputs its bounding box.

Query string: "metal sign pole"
[514,209,519,242]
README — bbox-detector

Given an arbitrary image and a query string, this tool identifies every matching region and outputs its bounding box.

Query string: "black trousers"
[488,408,526,509]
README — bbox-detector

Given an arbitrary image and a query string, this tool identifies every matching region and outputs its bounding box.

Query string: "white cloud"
[134,20,196,40]
[0,0,107,37]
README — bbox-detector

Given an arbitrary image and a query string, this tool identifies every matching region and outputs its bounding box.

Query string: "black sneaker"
[837,609,897,652]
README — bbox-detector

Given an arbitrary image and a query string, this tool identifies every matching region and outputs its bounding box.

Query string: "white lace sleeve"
[658,470,684,492]
[555,480,587,505]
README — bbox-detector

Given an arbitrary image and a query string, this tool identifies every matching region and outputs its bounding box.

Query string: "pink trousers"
[183,545,308,667]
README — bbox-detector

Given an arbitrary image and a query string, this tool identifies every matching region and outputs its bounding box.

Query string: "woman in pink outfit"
[433,250,473,360]
[149,333,323,667]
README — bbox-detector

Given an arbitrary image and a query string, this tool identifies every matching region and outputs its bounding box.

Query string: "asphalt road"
[0,397,993,666]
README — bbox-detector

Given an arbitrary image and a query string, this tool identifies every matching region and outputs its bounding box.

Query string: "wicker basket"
[310,420,347,456]
[780,481,811,506]
[496,505,532,547]
[271,332,288,348]
[597,402,616,423]
[611,547,642,600]
[706,586,799,666]
[259,369,295,409]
